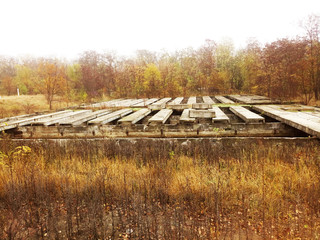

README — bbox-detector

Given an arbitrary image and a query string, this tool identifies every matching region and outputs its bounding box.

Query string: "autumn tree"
[13,65,36,95]
[260,38,307,100]
[37,60,67,110]
[177,48,198,95]
[158,52,181,97]
[196,39,218,94]
[114,59,137,97]
[143,63,162,97]
[301,14,320,100]
[215,40,235,93]
[240,40,262,93]
[79,51,103,99]
[66,63,85,102]
[0,56,16,95]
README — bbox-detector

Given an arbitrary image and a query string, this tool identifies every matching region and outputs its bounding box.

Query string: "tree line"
[0,15,319,107]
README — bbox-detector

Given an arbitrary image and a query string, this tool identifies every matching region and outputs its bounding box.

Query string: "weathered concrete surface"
[0,113,38,123]
[110,99,143,107]
[230,106,265,123]
[88,109,133,125]
[118,108,151,124]
[189,110,216,118]
[36,110,94,126]
[132,98,158,107]
[215,96,235,104]
[59,110,111,126]
[0,110,75,131]
[14,121,305,139]
[148,109,173,124]
[254,105,320,138]
[187,96,197,105]
[89,99,123,108]
[228,95,275,104]
[127,99,145,107]
[192,103,213,109]
[211,107,230,123]
[180,109,195,123]
[168,97,184,105]
[202,96,216,104]
[148,98,172,110]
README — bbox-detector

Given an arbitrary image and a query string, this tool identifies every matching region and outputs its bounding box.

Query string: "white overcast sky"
[0,0,319,59]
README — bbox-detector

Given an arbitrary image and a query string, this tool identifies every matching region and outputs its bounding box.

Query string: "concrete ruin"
[0,95,319,140]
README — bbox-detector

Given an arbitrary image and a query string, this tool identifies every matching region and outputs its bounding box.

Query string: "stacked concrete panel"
[230,106,265,123]
[88,109,132,125]
[118,108,152,124]
[148,109,173,124]
[202,96,216,104]
[211,107,230,123]
[148,98,172,110]
[215,96,235,104]
[59,110,111,126]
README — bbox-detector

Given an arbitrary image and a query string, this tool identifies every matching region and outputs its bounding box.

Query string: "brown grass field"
[0,94,80,118]
[0,139,319,239]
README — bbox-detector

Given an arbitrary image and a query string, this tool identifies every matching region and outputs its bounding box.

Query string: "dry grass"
[0,94,79,118]
[0,140,320,239]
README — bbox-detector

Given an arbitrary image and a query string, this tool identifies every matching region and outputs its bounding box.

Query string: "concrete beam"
[230,106,264,123]
[168,97,184,105]
[189,110,216,118]
[187,96,197,105]
[33,110,92,126]
[0,110,75,131]
[211,107,230,123]
[118,108,152,124]
[148,109,173,124]
[215,96,235,104]
[192,103,213,109]
[148,98,172,110]
[254,105,320,138]
[202,96,216,104]
[180,109,195,123]
[59,110,111,126]
[88,109,133,125]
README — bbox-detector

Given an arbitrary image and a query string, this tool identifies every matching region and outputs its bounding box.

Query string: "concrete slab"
[202,96,216,104]
[0,113,37,123]
[189,110,216,118]
[179,109,195,123]
[88,109,133,125]
[228,95,275,104]
[168,97,184,105]
[59,110,111,126]
[0,110,76,131]
[148,97,172,110]
[90,99,124,108]
[111,99,134,107]
[254,105,320,138]
[211,107,230,123]
[187,96,197,105]
[128,99,145,107]
[215,96,235,104]
[32,110,92,126]
[132,98,159,107]
[230,106,264,123]
[118,108,152,124]
[192,103,213,109]
[167,104,189,110]
[148,109,173,124]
